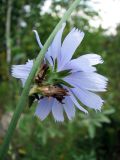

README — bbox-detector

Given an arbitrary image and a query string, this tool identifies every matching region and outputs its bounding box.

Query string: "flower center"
[29,63,71,105]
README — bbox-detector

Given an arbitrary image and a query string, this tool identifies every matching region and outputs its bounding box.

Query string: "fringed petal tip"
[11,60,33,79]
[81,54,104,65]
[58,27,85,70]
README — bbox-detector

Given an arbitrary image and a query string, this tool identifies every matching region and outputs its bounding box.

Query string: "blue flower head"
[12,23,108,122]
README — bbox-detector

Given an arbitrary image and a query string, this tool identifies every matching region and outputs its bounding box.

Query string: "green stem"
[0,0,81,159]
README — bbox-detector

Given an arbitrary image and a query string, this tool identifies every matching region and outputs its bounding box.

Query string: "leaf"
[57,69,72,78]
[55,79,74,88]
[88,125,96,139]
[99,115,111,123]
[103,108,115,115]
[93,121,102,127]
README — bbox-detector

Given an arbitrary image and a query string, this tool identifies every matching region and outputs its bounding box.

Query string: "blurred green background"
[0,0,120,159]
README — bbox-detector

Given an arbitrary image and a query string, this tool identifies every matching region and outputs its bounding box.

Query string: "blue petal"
[63,97,75,120]
[35,98,53,120]
[45,47,53,66]
[62,56,96,72]
[45,23,66,66]
[64,72,108,92]
[52,99,64,122]
[11,60,33,87]
[80,54,103,65]
[72,88,104,110]
[69,90,88,113]
[51,23,66,60]
[58,28,84,70]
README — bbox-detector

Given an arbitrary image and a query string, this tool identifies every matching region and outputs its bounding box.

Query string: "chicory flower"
[12,23,108,122]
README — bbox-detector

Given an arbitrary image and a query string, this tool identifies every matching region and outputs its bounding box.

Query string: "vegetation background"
[0,0,120,159]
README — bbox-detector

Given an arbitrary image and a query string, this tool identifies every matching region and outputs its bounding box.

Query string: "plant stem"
[0,0,81,159]
[6,0,12,64]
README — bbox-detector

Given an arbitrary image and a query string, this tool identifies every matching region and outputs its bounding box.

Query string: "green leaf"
[99,115,111,123]
[57,69,72,78]
[88,125,96,139]
[54,79,74,88]
[103,108,115,115]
